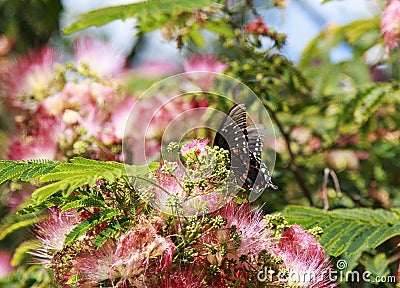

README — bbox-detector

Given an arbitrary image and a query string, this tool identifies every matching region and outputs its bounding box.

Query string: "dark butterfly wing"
[246,124,265,157]
[213,103,250,185]
[243,123,277,199]
[213,103,277,200]
[213,103,247,152]
[247,153,277,202]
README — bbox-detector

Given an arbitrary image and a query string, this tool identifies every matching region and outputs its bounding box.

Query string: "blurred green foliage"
[0,0,62,54]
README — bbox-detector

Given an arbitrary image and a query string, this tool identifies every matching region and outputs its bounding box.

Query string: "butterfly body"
[213,103,277,200]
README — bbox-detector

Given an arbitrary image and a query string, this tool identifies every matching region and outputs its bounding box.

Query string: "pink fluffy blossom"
[7,109,60,160]
[161,267,206,288]
[126,95,208,162]
[74,38,126,77]
[111,96,136,140]
[133,60,180,78]
[73,241,116,286]
[381,0,400,52]
[183,54,227,73]
[0,46,62,109]
[183,55,227,91]
[245,16,269,36]
[278,225,336,287]
[209,201,272,258]
[40,80,127,148]
[110,222,175,286]
[7,137,58,161]
[30,208,80,265]
[179,138,209,156]
[0,250,14,277]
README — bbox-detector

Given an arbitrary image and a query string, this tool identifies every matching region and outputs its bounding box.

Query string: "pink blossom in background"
[278,225,336,287]
[183,55,228,91]
[337,134,359,147]
[291,126,312,144]
[7,109,60,160]
[4,184,34,213]
[111,96,136,140]
[381,0,400,52]
[179,138,209,156]
[40,80,129,149]
[30,208,80,265]
[133,60,180,78]
[0,250,14,277]
[183,54,227,73]
[126,95,208,161]
[7,136,58,161]
[74,38,126,77]
[245,16,269,36]
[308,136,322,151]
[0,47,62,109]
[0,35,12,56]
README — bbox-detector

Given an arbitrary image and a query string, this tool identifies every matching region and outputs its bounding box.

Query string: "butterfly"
[213,103,277,201]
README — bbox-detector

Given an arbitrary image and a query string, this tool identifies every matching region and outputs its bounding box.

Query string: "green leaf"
[11,239,40,266]
[363,253,390,281]
[64,209,120,245]
[60,197,105,211]
[31,176,88,203]
[126,162,159,175]
[0,159,58,185]
[282,206,400,257]
[66,275,81,285]
[353,85,387,126]
[63,0,213,35]
[94,220,124,249]
[0,158,157,204]
[188,26,205,47]
[336,83,391,132]
[203,21,235,37]
[0,213,42,240]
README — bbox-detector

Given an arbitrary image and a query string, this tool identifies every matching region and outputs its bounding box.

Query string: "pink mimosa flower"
[74,38,126,77]
[381,0,400,52]
[183,54,227,73]
[126,95,208,161]
[133,60,180,78]
[245,16,268,35]
[7,137,58,161]
[111,96,136,140]
[162,267,205,288]
[110,222,175,285]
[0,46,62,109]
[30,208,80,265]
[210,201,272,257]
[179,138,209,156]
[183,55,227,90]
[278,225,336,287]
[7,109,60,160]
[0,250,14,277]
[73,241,116,286]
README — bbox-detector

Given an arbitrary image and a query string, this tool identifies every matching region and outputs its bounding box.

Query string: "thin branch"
[266,106,314,206]
[321,168,330,210]
[329,169,343,197]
